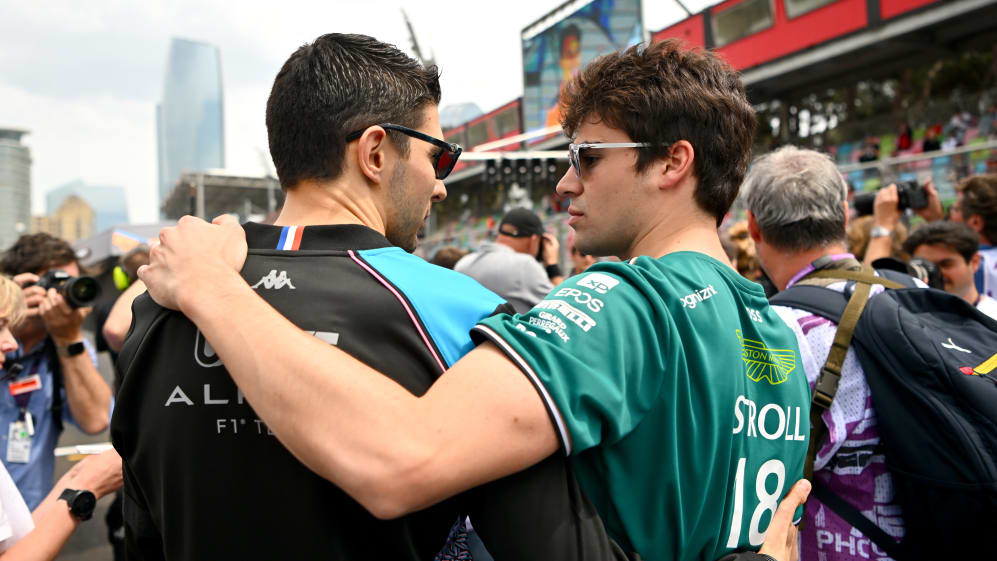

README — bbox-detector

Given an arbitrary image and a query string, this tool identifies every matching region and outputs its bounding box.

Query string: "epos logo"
[554,287,604,313]
[577,273,619,294]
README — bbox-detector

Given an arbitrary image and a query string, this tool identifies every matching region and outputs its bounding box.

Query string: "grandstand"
[424,0,997,254]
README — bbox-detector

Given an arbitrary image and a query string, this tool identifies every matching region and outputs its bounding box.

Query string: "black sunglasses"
[346,123,462,180]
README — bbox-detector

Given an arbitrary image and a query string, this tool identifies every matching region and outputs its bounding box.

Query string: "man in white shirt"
[903,220,997,319]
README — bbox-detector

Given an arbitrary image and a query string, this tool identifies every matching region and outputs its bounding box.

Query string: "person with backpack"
[744,145,997,560]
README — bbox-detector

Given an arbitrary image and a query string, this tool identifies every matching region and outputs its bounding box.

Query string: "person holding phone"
[455,208,564,313]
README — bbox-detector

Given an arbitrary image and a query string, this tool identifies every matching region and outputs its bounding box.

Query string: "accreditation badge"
[6,422,30,464]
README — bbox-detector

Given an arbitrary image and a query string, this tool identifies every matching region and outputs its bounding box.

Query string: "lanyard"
[785,253,855,288]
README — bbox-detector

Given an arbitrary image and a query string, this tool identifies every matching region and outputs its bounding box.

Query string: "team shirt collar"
[242,222,394,252]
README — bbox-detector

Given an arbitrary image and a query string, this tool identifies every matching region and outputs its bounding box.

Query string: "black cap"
[498,208,544,238]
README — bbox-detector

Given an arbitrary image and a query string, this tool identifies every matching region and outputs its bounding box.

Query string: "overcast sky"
[0,0,711,223]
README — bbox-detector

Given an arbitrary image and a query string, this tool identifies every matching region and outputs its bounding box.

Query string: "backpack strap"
[805,269,906,289]
[771,267,903,482]
[802,277,873,482]
[768,286,847,322]
[813,481,906,560]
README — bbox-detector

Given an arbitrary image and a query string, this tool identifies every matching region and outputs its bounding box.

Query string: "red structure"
[652,0,942,72]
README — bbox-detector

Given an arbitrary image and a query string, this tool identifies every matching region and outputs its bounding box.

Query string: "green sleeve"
[473,266,668,455]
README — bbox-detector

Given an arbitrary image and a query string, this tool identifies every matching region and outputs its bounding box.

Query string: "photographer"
[949,174,997,297]
[857,180,942,266]
[0,234,112,510]
[902,220,997,319]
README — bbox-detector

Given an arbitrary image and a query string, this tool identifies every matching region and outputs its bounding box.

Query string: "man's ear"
[971,252,983,274]
[967,214,986,236]
[355,127,389,184]
[654,140,695,191]
[747,211,762,243]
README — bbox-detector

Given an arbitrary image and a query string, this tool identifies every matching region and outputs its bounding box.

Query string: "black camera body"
[28,270,101,309]
[853,181,929,216]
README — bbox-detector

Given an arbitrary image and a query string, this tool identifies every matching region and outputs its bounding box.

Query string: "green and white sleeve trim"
[472,324,573,455]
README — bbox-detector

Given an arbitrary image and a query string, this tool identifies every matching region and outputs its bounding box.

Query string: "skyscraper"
[0,128,31,250]
[157,38,224,211]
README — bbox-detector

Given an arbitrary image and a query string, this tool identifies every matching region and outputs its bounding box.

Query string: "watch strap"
[58,488,96,521]
[869,226,893,238]
[56,341,86,358]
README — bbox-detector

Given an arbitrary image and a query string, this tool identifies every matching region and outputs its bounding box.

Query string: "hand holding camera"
[853,181,930,217]
[872,184,903,231]
[14,270,101,345]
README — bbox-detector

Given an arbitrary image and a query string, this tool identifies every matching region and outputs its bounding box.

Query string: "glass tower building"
[157,38,224,210]
[0,128,31,251]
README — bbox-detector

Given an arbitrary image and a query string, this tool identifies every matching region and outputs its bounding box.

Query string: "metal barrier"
[837,139,997,201]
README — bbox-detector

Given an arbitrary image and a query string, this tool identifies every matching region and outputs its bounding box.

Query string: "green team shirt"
[473,252,809,561]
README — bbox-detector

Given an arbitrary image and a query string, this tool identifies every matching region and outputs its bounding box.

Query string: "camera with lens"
[907,257,944,290]
[853,181,928,216]
[27,271,102,309]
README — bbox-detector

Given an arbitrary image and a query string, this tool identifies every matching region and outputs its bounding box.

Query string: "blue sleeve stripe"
[357,248,506,367]
[348,250,447,372]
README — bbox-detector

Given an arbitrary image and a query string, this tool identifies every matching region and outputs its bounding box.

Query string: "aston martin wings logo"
[737,329,797,385]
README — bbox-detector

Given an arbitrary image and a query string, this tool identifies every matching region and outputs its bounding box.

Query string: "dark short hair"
[903,221,980,263]
[560,39,756,225]
[430,246,467,270]
[957,174,997,243]
[266,33,442,189]
[1,233,78,276]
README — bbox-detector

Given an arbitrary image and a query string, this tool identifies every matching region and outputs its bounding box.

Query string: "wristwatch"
[58,488,97,521]
[869,226,893,238]
[56,341,86,358]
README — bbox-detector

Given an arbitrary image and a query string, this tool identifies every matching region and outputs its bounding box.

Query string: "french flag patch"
[277,226,303,250]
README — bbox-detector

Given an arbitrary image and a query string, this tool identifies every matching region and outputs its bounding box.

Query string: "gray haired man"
[743,145,910,561]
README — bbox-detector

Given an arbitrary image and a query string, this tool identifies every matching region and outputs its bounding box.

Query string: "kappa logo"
[252,270,296,290]
[941,338,972,354]
[737,330,796,385]
[577,273,619,295]
[194,330,223,368]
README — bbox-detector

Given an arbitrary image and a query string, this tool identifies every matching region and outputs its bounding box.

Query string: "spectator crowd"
[1,31,996,561]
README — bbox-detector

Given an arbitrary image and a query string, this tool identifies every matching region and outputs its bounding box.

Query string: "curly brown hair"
[0,233,79,276]
[559,39,756,225]
[957,174,997,244]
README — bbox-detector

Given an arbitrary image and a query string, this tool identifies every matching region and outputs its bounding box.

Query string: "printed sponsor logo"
[681,285,718,309]
[577,273,619,294]
[941,337,971,354]
[515,324,538,338]
[737,329,796,385]
[194,330,223,368]
[252,270,296,290]
[535,299,597,332]
[554,287,604,313]
[527,311,570,342]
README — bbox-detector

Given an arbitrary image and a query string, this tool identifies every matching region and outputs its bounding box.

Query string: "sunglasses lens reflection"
[436,150,457,179]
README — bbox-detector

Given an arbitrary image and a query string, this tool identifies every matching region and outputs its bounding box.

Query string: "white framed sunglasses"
[567,142,669,178]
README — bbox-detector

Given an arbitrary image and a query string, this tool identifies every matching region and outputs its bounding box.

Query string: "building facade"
[32,195,96,243]
[157,38,225,210]
[0,128,31,251]
[46,179,128,234]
